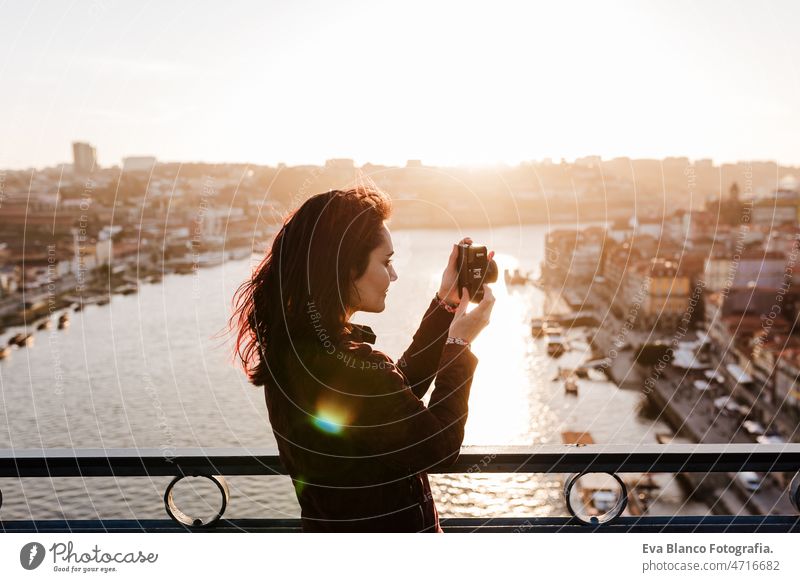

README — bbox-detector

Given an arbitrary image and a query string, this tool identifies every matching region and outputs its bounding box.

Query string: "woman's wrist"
[445,336,471,350]
[435,291,459,313]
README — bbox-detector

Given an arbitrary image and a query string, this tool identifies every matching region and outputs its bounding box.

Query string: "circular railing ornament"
[790,473,800,514]
[564,472,628,526]
[164,474,230,528]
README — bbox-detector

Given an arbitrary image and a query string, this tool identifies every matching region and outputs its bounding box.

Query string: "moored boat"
[9,333,34,347]
[546,326,567,357]
[564,375,579,395]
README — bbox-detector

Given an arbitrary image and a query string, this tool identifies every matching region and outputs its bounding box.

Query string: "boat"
[58,313,70,329]
[9,333,34,348]
[547,338,566,358]
[531,317,552,337]
[625,474,660,515]
[583,357,612,370]
[546,328,567,357]
[557,310,600,328]
[36,319,52,331]
[504,268,532,286]
[545,323,564,336]
[569,473,621,521]
[173,264,195,275]
[564,375,579,395]
[114,283,138,295]
[67,294,109,309]
[585,488,617,513]
[561,431,595,445]
[547,339,566,358]
[655,432,673,445]
[228,247,253,260]
[193,252,225,267]
[553,366,592,382]
[0,346,10,360]
[143,273,163,284]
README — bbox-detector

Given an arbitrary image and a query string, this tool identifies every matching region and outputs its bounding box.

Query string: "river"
[0,224,706,522]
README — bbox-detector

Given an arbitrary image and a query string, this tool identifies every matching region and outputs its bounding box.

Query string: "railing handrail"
[2,444,799,477]
[3,515,800,533]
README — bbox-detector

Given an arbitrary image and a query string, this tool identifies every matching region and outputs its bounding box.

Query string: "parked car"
[742,420,766,436]
[756,434,786,445]
[736,471,763,492]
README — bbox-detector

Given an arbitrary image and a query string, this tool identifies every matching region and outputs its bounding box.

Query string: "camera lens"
[486,258,499,284]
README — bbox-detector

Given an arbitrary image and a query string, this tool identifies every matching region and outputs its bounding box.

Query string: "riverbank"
[646,367,796,515]
[0,246,255,332]
[586,304,796,516]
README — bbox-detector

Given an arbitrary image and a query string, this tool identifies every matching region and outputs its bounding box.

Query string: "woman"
[231,186,495,532]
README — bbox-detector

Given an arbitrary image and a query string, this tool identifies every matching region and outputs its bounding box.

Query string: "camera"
[456,242,498,303]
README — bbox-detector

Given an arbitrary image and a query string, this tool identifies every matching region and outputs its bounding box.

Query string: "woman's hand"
[449,285,495,344]
[437,237,495,305]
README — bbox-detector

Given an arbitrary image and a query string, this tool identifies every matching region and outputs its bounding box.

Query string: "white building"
[123,156,157,173]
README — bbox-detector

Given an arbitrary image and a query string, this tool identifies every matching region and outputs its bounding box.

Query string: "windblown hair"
[231,187,392,387]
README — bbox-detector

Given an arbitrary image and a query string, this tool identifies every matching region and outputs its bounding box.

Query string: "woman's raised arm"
[326,343,479,475]
[395,296,456,399]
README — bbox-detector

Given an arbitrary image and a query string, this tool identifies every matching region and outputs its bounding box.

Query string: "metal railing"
[1,444,799,532]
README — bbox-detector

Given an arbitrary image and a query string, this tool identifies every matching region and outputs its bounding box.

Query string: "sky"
[1,0,799,169]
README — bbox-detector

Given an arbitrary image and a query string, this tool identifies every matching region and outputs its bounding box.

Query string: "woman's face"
[348,223,398,316]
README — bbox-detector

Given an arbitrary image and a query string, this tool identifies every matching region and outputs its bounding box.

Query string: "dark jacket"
[264,296,479,532]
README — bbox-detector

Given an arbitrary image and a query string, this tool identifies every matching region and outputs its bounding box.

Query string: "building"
[123,156,157,173]
[775,351,800,417]
[680,210,716,242]
[642,258,691,329]
[72,142,97,174]
[704,250,788,292]
[704,254,734,293]
[765,227,800,255]
[632,216,662,240]
[0,193,79,236]
[749,189,800,227]
[750,333,800,405]
[735,251,788,289]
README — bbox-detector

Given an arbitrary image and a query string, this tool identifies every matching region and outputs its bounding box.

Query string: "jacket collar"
[348,323,376,344]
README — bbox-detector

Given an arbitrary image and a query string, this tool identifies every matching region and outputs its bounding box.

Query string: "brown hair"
[230,187,392,387]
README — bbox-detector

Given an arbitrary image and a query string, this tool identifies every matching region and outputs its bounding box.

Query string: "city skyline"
[7,140,800,173]
[2,1,800,169]
[8,144,800,173]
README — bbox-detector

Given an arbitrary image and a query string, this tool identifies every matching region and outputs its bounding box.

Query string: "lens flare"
[311,403,350,435]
